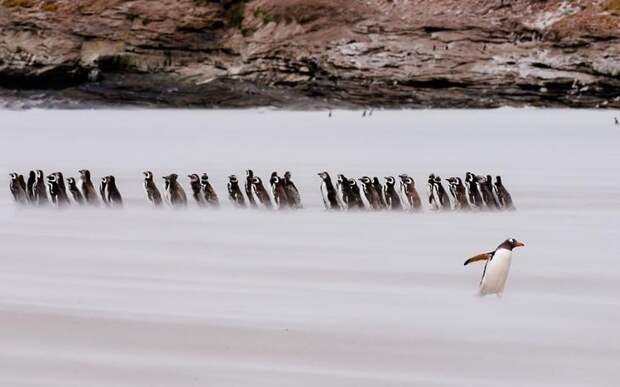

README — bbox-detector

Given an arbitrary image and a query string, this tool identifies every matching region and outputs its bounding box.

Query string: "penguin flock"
[318,172,514,211]
[9,169,514,211]
[7,169,303,210]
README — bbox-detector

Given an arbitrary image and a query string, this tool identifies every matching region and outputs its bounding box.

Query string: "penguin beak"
[515,240,525,247]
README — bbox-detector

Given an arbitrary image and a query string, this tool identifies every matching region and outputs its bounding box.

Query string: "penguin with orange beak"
[464,238,525,296]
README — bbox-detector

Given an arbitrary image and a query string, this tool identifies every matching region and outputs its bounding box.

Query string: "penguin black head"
[67,177,77,187]
[399,174,413,185]
[107,175,116,184]
[246,170,254,178]
[384,176,395,185]
[163,174,178,182]
[358,176,371,184]
[372,177,381,184]
[284,171,292,180]
[252,176,262,185]
[465,172,474,182]
[36,170,44,179]
[500,238,525,250]
[101,176,108,184]
[188,174,200,182]
[79,169,91,179]
[143,171,153,180]
[28,170,35,179]
[47,174,58,183]
[347,178,358,187]
[337,174,346,183]
[317,171,330,181]
[446,177,457,185]
[496,176,503,184]
[229,175,238,183]
[9,172,18,180]
[200,173,209,183]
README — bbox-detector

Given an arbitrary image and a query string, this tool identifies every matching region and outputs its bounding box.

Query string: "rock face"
[0,0,619,108]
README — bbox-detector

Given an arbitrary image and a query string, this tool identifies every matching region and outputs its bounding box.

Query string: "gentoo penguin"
[66,177,85,205]
[464,238,525,297]
[9,173,28,205]
[49,172,70,206]
[227,175,246,207]
[398,174,422,211]
[200,173,219,207]
[100,175,123,207]
[270,172,289,210]
[163,174,187,208]
[383,176,402,210]
[187,174,205,206]
[446,177,470,210]
[26,170,36,203]
[358,176,382,210]
[336,174,353,209]
[317,171,340,210]
[33,170,48,205]
[372,177,387,208]
[465,172,484,209]
[250,176,272,209]
[346,178,365,210]
[476,175,500,210]
[78,169,99,206]
[283,171,302,209]
[143,171,163,207]
[494,176,515,210]
[245,170,257,208]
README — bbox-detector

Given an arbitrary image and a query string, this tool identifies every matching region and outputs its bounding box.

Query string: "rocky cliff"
[1,0,619,108]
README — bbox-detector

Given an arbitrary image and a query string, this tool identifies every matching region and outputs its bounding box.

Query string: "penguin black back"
[317,171,340,210]
[143,171,163,207]
[465,172,483,209]
[283,171,302,209]
[26,170,36,203]
[270,172,289,210]
[358,176,381,210]
[398,174,422,211]
[245,170,257,208]
[163,173,187,208]
[200,173,219,207]
[188,173,204,206]
[33,170,48,206]
[434,176,451,210]
[447,177,469,210]
[494,175,515,210]
[372,177,386,209]
[102,175,123,207]
[79,169,99,205]
[346,178,365,209]
[9,172,28,205]
[383,176,402,210]
[227,175,246,207]
[67,177,85,205]
[251,176,273,209]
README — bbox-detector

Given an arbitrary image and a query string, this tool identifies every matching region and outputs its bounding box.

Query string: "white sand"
[1,109,619,386]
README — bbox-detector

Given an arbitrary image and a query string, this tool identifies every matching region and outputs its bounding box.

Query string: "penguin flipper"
[464,252,493,266]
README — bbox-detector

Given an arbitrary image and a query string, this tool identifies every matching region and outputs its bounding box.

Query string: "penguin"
[346,178,365,210]
[358,176,382,210]
[66,177,85,205]
[476,175,500,210]
[465,172,484,209]
[187,174,205,206]
[485,174,501,209]
[427,174,439,210]
[245,169,257,208]
[494,175,515,210]
[464,238,525,297]
[33,170,48,206]
[270,172,289,210]
[227,175,246,207]
[398,174,422,211]
[283,171,302,209]
[143,171,163,207]
[8,173,28,205]
[200,173,219,207]
[317,171,340,210]
[78,169,99,206]
[372,177,387,208]
[251,176,272,209]
[446,177,470,210]
[336,174,353,209]
[434,175,452,210]
[100,175,123,207]
[615,117,619,125]
[162,174,187,208]
[26,170,36,203]
[383,176,402,210]
[46,174,63,208]
[50,172,70,206]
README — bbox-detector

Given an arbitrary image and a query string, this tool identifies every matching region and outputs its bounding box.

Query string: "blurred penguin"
[270,172,289,210]
[143,171,163,207]
[494,175,515,210]
[67,177,85,205]
[200,173,219,207]
[372,177,387,209]
[227,175,246,207]
[383,176,402,210]
[26,170,36,203]
[100,175,123,207]
[9,172,28,205]
[283,171,302,209]
[79,169,99,206]
[251,176,272,209]
[245,169,257,208]
[317,171,340,210]
[447,177,469,210]
[33,170,48,206]
[359,176,382,210]
[163,174,187,208]
[398,174,421,211]
[465,172,483,209]
[188,173,205,206]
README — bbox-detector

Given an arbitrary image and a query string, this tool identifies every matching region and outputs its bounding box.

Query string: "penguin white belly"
[480,248,512,296]
[320,183,329,205]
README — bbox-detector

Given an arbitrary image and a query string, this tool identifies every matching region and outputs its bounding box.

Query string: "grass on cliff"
[603,0,620,15]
